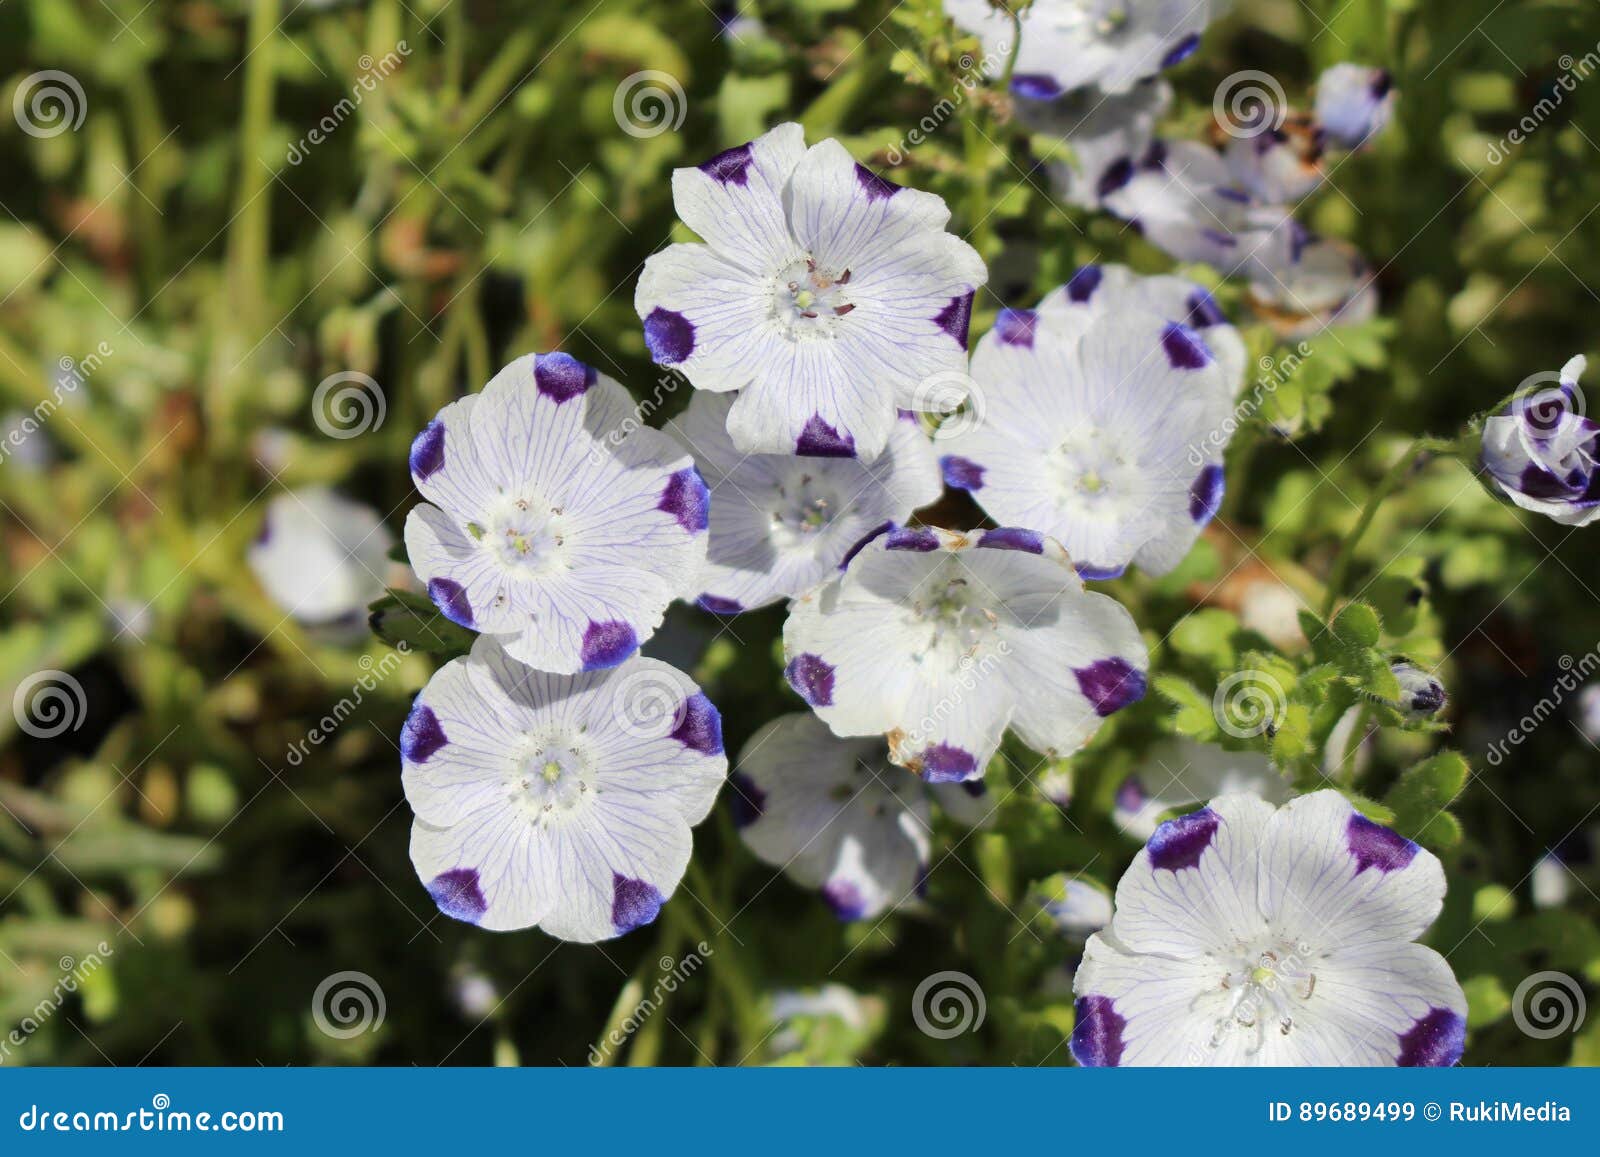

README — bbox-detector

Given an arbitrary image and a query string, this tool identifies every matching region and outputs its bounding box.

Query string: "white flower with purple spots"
[404,352,709,674]
[401,635,727,941]
[945,0,1211,98]
[1017,81,1171,210]
[731,712,992,920]
[1045,878,1115,939]
[1073,791,1467,1066]
[1113,738,1290,840]
[938,304,1233,580]
[783,525,1148,782]
[1479,355,1599,527]
[248,486,395,630]
[1315,64,1395,151]
[1248,231,1377,338]
[635,123,986,462]
[1219,119,1326,205]
[667,394,942,614]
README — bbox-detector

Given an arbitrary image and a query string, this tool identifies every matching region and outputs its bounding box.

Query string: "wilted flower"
[939,305,1233,579]
[248,486,394,630]
[783,525,1148,781]
[1073,791,1467,1066]
[1478,355,1598,527]
[405,352,709,673]
[1113,738,1290,840]
[635,123,985,461]
[731,712,991,920]
[1315,64,1395,151]
[402,635,726,940]
[668,395,941,613]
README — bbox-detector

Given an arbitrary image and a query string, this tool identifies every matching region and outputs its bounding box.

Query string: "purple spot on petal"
[400,701,448,764]
[428,869,487,924]
[1185,288,1227,329]
[884,526,940,552]
[253,513,273,547]
[612,874,663,934]
[644,307,696,365]
[1189,464,1225,524]
[1161,322,1212,370]
[918,743,979,784]
[822,879,868,921]
[979,527,1043,553]
[533,352,596,402]
[1096,158,1135,199]
[855,163,900,202]
[670,692,723,755]
[1075,657,1147,716]
[698,142,753,185]
[1160,32,1201,69]
[1147,807,1219,871]
[1347,812,1420,874]
[840,521,892,570]
[427,577,474,628]
[728,771,765,828]
[1076,561,1126,581]
[1066,264,1104,303]
[697,594,743,615]
[580,620,638,670]
[934,291,975,347]
[1010,74,1064,101]
[410,419,446,481]
[941,455,985,491]
[1115,775,1146,814]
[785,653,835,707]
[994,308,1039,348]
[1070,995,1126,1067]
[1396,1007,1465,1067]
[796,414,856,458]
[659,466,711,533]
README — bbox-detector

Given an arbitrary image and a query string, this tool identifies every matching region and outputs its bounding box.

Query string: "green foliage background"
[2,0,1599,1066]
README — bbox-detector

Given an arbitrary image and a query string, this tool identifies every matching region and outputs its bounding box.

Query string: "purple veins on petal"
[400,701,448,764]
[533,352,597,403]
[427,577,474,628]
[934,291,975,346]
[643,307,696,365]
[795,414,856,458]
[1161,322,1212,370]
[659,466,711,533]
[698,142,754,185]
[784,652,835,707]
[728,771,766,828]
[611,874,664,934]
[428,868,487,924]
[884,525,941,552]
[410,419,446,481]
[854,163,901,202]
[1396,1007,1466,1067]
[580,620,639,670]
[994,308,1039,348]
[1189,464,1225,524]
[1346,812,1420,874]
[1066,264,1104,303]
[1075,657,1147,716]
[1070,995,1127,1067]
[978,527,1043,554]
[671,692,724,756]
[1147,807,1219,872]
[696,594,743,615]
[917,742,979,784]
[822,878,868,921]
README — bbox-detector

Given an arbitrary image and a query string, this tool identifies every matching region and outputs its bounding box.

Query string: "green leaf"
[368,588,475,659]
[1386,751,1470,847]
[1331,602,1382,648]
[1462,975,1511,1029]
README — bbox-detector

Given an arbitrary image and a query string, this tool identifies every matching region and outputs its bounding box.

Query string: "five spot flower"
[1479,355,1599,527]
